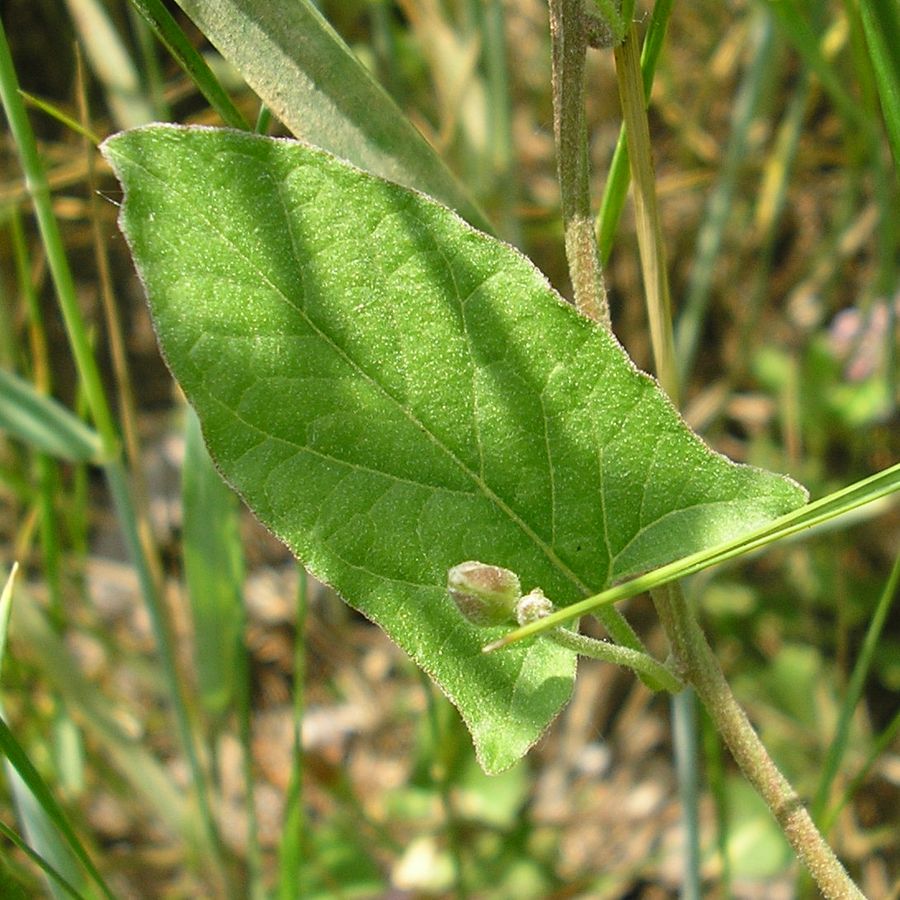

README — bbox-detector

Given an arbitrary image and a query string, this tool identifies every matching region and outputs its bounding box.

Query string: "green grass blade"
[276,568,308,900]
[675,10,776,382]
[0,23,226,871]
[490,461,900,648]
[173,0,492,231]
[0,719,114,900]
[4,768,92,900]
[9,591,195,845]
[18,91,101,145]
[812,551,900,824]
[0,820,86,900]
[0,369,104,464]
[857,0,900,170]
[182,407,246,718]
[764,0,875,137]
[126,0,249,130]
[0,564,17,671]
[63,0,154,128]
[596,0,674,265]
[823,707,900,833]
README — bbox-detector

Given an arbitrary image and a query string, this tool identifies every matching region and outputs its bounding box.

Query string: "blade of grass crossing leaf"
[812,552,900,825]
[490,462,900,648]
[173,0,492,231]
[596,0,674,265]
[0,719,114,899]
[0,820,85,900]
[857,0,900,169]
[127,0,249,130]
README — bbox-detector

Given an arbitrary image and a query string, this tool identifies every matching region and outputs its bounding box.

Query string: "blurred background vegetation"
[0,0,897,897]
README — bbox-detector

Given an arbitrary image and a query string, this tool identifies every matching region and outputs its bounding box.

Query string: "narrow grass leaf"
[857,0,900,169]
[4,771,90,900]
[172,0,491,231]
[0,369,103,463]
[0,563,17,670]
[0,719,113,900]
[63,0,154,128]
[182,406,245,718]
[19,91,100,145]
[596,0,674,264]
[10,591,194,845]
[102,125,806,771]
[765,0,874,136]
[0,820,85,900]
[675,10,776,381]
[126,0,249,131]
[812,552,900,823]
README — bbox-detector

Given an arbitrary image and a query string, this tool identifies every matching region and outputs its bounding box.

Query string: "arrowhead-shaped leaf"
[102,125,807,772]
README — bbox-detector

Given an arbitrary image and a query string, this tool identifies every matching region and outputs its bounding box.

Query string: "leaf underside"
[102,125,807,772]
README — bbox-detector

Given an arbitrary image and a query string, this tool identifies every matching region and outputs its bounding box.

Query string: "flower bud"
[447,561,521,626]
[516,589,553,626]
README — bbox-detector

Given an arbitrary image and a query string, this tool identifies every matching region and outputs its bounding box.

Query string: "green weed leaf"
[101,125,806,772]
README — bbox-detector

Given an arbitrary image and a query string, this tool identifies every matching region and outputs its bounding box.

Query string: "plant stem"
[549,627,682,693]
[548,0,610,327]
[548,0,663,684]
[652,583,865,900]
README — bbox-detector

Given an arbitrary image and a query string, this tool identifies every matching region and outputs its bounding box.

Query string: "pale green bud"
[447,561,521,626]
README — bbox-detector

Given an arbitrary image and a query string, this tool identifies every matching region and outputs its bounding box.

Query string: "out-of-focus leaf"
[182,407,245,718]
[173,0,491,231]
[0,369,103,463]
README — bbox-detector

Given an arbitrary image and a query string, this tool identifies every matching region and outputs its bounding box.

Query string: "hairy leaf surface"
[102,125,807,772]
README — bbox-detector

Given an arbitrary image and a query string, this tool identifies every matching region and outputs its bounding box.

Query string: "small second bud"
[516,589,554,626]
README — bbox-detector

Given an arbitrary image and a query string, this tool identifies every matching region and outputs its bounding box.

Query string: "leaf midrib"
[117,136,594,595]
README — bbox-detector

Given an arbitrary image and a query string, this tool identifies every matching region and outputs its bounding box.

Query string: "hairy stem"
[549,0,610,327]
[549,627,682,693]
[652,583,864,900]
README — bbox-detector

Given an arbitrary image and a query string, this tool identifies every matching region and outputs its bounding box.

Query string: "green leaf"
[172,0,490,231]
[0,369,104,463]
[101,124,806,772]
